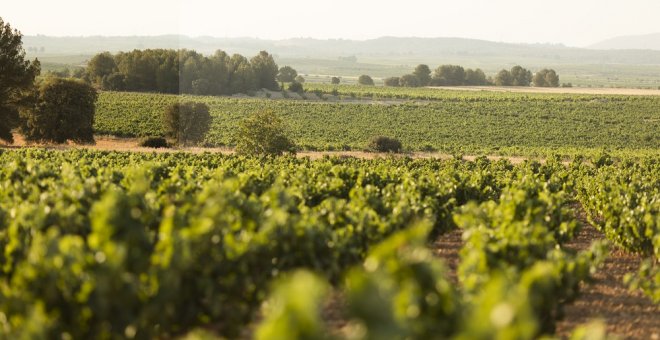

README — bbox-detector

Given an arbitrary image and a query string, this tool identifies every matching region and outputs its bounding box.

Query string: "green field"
[95,89,660,156]
[0,149,657,338]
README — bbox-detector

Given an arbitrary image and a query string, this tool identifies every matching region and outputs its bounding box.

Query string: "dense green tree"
[384,77,400,87]
[277,66,298,83]
[162,102,211,145]
[510,65,532,86]
[86,49,276,96]
[295,75,305,83]
[103,73,126,91]
[0,17,40,143]
[87,52,117,85]
[331,77,340,85]
[413,64,432,86]
[228,54,257,94]
[251,51,279,90]
[235,111,295,156]
[191,78,211,95]
[358,75,375,86]
[400,74,421,87]
[494,69,513,86]
[533,69,560,87]
[464,68,488,86]
[433,65,466,86]
[20,78,97,144]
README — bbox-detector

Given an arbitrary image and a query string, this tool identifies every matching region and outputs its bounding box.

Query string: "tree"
[399,74,421,87]
[103,73,126,91]
[0,17,40,143]
[494,69,513,86]
[235,111,295,156]
[544,70,559,87]
[358,75,374,86]
[413,64,432,86]
[533,69,560,87]
[191,78,211,95]
[384,77,400,87]
[250,51,279,90]
[510,66,532,86]
[464,68,487,86]
[277,66,298,83]
[295,75,305,83]
[331,77,340,85]
[433,65,466,86]
[87,52,117,85]
[228,54,257,94]
[20,78,97,144]
[162,102,211,145]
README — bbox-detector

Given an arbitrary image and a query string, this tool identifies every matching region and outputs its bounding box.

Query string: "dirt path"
[555,205,660,339]
[2,133,533,164]
[432,228,463,284]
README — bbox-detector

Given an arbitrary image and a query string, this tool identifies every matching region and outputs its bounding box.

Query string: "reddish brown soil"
[555,206,660,339]
[432,228,463,285]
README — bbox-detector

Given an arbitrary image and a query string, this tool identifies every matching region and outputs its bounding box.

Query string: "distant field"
[428,86,660,96]
[95,90,660,156]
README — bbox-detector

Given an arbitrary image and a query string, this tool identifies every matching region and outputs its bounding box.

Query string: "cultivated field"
[0,149,657,339]
[2,86,659,339]
[93,89,660,157]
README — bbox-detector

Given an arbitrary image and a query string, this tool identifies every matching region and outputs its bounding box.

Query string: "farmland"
[0,149,657,338]
[95,89,660,157]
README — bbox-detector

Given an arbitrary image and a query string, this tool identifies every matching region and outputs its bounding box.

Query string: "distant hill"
[23,35,660,65]
[589,33,660,50]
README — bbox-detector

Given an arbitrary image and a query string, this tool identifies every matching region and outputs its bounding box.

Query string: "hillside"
[590,33,660,50]
[24,35,660,65]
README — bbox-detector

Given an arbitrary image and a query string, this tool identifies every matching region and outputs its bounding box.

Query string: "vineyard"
[0,149,657,339]
[94,90,660,156]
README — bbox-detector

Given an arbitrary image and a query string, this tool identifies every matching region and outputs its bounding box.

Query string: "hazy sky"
[4,0,660,46]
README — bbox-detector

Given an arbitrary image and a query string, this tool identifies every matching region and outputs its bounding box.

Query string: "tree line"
[380,64,560,88]
[86,49,281,95]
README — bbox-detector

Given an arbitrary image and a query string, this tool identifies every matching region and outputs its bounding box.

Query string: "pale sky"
[3,0,660,47]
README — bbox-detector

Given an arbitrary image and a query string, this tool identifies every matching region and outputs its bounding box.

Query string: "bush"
[162,102,211,145]
[369,136,403,153]
[234,111,295,156]
[358,75,375,86]
[288,81,303,93]
[331,77,340,85]
[384,77,400,87]
[139,136,169,148]
[20,78,97,144]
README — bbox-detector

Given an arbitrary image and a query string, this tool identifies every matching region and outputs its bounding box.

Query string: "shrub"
[162,102,211,145]
[369,136,403,153]
[20,78,97,144]
[288,81,303,93]
[384,77,400,87]
[331,77,340,85]
[234,111,295,156]
[139,136,169,148]
[358,75,375,86]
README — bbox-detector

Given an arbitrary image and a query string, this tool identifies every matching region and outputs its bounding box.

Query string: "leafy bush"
[368,136,403,153]
[287,81,303,93]
[234,111,295,156]
[162,102,211,145]
[20,77,97,144]
[139,136,169,148]
[358,75,375,86]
